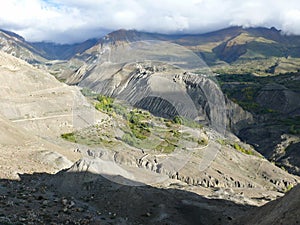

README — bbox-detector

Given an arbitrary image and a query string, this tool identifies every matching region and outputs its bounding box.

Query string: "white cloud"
[0,0,300,43]
[281,9,300,35]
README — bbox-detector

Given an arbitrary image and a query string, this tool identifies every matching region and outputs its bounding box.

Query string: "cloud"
[0,0,300,43]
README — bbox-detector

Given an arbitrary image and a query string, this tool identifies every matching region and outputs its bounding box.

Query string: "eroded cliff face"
[91,142,297,192]
[226,97,253,132]
[73,61,253,133]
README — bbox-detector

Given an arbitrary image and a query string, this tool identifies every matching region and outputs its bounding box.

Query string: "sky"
[0,0,300,43]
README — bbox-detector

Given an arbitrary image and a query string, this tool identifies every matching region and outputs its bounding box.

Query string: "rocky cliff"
[69,60,253,134]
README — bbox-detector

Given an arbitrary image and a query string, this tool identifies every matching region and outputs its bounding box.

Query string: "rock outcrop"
[68,60,253,133]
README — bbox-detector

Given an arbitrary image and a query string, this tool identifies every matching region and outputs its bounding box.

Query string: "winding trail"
[11,114,71,122]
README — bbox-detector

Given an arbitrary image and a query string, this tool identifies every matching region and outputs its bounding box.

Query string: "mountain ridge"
[3,26,300,68]
[68,26,300,75]
[0,26,300,225]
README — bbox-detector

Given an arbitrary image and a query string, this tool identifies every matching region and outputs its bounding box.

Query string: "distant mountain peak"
[1,26,300,68]
[0,29,25,42]
[103,29,145,43]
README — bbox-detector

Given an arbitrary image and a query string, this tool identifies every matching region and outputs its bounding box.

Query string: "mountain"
[68,26,300,75]
[0,29,46,63]
[0,26,300,224]
[0,29,98,63]
[50,35,296,191]
[55,27,300,176]
[0,46,298,225]
[2,26,300,75]
[0,50,107,179]
[31,38,98,60]
[217,71,300,175]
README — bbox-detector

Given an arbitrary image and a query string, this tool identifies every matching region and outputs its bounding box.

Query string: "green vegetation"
[111,103,128,119]
[217,139,255,156]
[217,72,300,111]
[216,74,267,114]
[93,94,131,119]
[61,94,208,153]
[127,110,151,140]
[289,125,300,135]
[80,87,97,97]
[121,132,141,147]
[232,143,254,155]
[216,139,227,145]
[173,115,182,124]
[95,95,115,113]
[285,184,294,193]
[216,71,300,177]
[61,132,76,142]
[121,110,181,153]
[155,140,176,153]
[172,115,203,129]
[61,127,118,147]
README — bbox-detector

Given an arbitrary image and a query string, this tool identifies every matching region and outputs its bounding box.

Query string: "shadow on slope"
[0,170,253,225]
[235,185,300,225]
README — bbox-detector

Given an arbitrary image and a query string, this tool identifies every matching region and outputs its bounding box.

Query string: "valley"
[0,26,299,224]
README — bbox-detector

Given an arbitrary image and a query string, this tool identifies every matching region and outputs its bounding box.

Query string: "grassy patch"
[172,115,203,129]
[61,132,76,142]
[95,95,115,113]
[62,94,208,153]
[217,139,255,156]
[155,140,176,153]
[232,142,254,155]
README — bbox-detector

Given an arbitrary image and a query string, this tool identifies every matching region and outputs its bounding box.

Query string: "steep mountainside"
[1,27,300,224]
[0,51,107,179]
[66,26,300,76]
[31,39,98,60]
[52,27,300,176]
[54,54,298,196]
[0,29,97,63]
[0,48,298,225]
[62,40,252,133]
[236,185,300,225]
[0,51,106,137]
[0,29,46,64]
[217,73,300,175]
[2,26,300,76]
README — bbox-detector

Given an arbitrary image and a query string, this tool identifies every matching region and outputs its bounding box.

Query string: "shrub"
[217,139,227,145]
[112,103,129,119]
[173,116,183,124]
[172,116,203,129]
[232,142,254,155]
[95,95,114,113]
[61,132,76,142]
[165,121,172,127]
[127,110,151,139]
